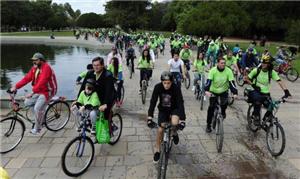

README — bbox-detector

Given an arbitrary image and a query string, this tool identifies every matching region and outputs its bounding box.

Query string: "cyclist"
[10,52,57,134]
[108,57,124,107]
[78,57,115,120]
[223,50,240,75]
[126,43,136,73]
[107,46,122,66]
[137,49,153,93]
[245,55,292,126]
[147,71,186,163]
[71,78,100,134]
[204,57,238,133]
[240,48,259,75]
[179,44,193,71]
[168,52,186,88]
[76,64,93,85]
[275,46,288,65]
[206,40,218,67]
[192,52,208,93]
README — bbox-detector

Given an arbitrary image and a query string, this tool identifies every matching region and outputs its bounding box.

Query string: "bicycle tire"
[184,72,190,89]
[25,108,35,123]
[129,63,133,79]
[61,136,95,177]
[109,113,123,145]
[247,105,259,132]
[200,93,204,111]
[286,68,299,82]
[44,100,70,131]
[141,80,147,104]
[157,143,168,179]
[120,86,125,103]
[0,117,25,154]
[236,74,245,87]
[216,117,224,153]
[266,122,285,157]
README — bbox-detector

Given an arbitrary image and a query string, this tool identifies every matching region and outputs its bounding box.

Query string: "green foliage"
[285,20,300,46]
[77,13,104,28]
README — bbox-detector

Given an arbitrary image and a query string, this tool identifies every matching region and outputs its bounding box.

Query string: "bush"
[285,20,300,46]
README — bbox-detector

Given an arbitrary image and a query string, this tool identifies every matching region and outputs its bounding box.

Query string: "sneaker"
[153,152,160,163]
[91,126,96,135]
[173,135,179,145]
[206,125,212,133]
[30,128,41,135]
[192,86,195,91]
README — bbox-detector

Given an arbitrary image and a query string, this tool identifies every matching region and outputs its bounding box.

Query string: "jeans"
[24,94,47,130]
[72,107,99,127]
[249,90,271,118]
[206,92,228,126]
[171,72,182,88]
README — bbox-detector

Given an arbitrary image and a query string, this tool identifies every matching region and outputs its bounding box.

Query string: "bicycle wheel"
[141,80,147,104]
[44,100,70,131]
[61,136,95,177]
[236,74,244,87]
[109,113,123,145]
[0,117,25,154]
[25,108,35,123]
[286,68,299,82]
[266,122,285,157]
[184,72,190,89]
[200,93,204,111]
[157,143,168,179]
[120,86,125,102]
[247,105,259,132]
[128,63,133,79]
[216,116,224,153]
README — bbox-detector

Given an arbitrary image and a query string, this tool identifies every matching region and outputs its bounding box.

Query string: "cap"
[31,52,45,60]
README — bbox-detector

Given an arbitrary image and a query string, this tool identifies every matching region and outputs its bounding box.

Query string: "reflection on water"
[1,44,109,99]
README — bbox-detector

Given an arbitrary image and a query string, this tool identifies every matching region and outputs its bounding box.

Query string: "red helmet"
[183,44,189,49]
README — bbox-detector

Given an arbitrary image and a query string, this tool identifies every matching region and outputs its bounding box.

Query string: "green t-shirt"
[208,66,234,94]
[79,71,88,78]
[107,64,122,73]
[137,39,145,46]
[77,91,101,107]
[138,57,152,69]
[171,40,181,48]
[223,55,237,67]
[180,49,192,60]
[193,59,207,74]
[197,40,203,47]
[148,41,158,49]
[248,68,280,94]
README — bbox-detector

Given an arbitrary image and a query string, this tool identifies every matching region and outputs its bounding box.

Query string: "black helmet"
[160,71,173,81]
[86,78,96,89]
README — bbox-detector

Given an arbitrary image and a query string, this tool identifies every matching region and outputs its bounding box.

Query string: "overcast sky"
[52,0,164,14]
[52,0,109,14]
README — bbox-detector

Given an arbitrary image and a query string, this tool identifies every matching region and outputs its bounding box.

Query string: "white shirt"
[168,58,184,72]
[106,52,122,66]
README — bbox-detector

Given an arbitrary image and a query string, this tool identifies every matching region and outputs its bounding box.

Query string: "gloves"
[283,89,291,98]
[178,121,186,130]
[147,119,156,129]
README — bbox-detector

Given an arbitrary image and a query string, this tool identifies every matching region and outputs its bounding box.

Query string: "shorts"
[157,109,180,127]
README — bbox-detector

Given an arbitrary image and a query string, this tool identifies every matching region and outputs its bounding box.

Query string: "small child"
[76,64,93,85]
[71,78,100,134]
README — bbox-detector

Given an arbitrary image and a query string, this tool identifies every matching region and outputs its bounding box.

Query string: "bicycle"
[210,94,224,153]
[0,89,70,154]
[61,110,122,177]
[245,89,286,157]
[193,71,206,110]
[137,68,152,105]
[274,57,299,82]
[182,62,191,89]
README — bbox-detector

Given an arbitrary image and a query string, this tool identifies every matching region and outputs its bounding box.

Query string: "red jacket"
[15,62,57,100]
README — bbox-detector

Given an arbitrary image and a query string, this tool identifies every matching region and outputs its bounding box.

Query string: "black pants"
[116,80,123,101]
[140,69,152,88]
[249,90,271,118]
[126,57,135,73]
[207,92,228,126]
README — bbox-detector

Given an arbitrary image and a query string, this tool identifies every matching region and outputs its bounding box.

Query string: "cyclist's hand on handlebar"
[147,117,156,129]
[10,86,17,93]
[283,89,292,99]
[99,104,107,112]
[233,94,238,99]
[79,106,85,113]
[205,91,212,97]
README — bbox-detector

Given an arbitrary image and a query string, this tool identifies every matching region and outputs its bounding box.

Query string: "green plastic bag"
[96,113,111,144]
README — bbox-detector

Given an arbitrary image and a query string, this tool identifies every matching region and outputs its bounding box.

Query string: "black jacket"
[148,83,186,120]
[78,69,115,106]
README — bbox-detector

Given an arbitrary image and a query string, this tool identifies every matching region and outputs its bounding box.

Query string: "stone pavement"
[1,39,300,179]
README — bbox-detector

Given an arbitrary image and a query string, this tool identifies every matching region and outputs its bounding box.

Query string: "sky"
[52,0,164,14]
[52,0,109,14]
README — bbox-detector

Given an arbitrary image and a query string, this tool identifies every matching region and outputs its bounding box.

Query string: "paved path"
[1,39,300,179]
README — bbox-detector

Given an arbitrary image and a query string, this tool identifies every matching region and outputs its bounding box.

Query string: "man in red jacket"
[10,52,57,134]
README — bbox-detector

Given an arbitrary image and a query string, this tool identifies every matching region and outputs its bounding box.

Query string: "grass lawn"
[0,30,74,36]
[227,42,300,72]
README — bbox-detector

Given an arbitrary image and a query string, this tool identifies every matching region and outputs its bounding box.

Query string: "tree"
[76,13,103,28]
[285,20,300,46]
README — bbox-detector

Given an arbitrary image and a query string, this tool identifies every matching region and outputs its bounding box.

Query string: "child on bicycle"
[76,64,93,85]
[71,78,100,134]
[147,71,186,163]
